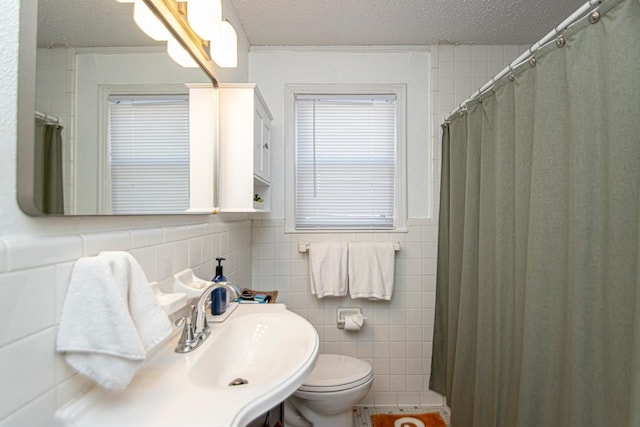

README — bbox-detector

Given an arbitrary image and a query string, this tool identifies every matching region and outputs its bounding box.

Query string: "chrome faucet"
[222,282,242,301]
[174,282,242,353]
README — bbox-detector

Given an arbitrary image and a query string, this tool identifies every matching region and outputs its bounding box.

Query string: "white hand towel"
[309,241,348,298]
[57,251,172,390]
[348,242,396,300]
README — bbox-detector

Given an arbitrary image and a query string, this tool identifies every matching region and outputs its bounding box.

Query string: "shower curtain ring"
[588,0,601,23]
[508,64,515,81]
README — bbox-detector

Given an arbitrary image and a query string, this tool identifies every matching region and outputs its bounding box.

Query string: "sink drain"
[229,378,249,386]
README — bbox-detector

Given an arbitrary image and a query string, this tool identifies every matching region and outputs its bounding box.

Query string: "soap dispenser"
[211,257,228,315]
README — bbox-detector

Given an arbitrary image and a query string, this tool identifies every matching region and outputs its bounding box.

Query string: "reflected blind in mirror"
[108,95,189,214]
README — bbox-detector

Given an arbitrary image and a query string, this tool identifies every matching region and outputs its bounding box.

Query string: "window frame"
[284,84,407,232]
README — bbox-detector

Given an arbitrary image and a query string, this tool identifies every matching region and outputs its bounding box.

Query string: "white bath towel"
[308,241,348,298]
[57,251,172,390]
[348,242,396,300]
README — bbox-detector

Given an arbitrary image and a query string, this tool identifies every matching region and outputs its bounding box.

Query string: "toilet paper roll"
[344,313,365,331]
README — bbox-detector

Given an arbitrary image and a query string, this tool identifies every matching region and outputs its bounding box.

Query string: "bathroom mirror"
[17,0,217,215]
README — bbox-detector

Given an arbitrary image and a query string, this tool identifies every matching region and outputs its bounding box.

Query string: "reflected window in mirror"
[105,94,190,214]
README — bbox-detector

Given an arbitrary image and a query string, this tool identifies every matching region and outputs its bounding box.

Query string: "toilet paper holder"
[336,307,365,329]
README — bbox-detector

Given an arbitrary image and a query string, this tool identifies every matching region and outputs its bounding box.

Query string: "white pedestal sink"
[55,304,319,427]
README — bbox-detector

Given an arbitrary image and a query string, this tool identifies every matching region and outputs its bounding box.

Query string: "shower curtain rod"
[35,110,61,125]
[443,0,603,123]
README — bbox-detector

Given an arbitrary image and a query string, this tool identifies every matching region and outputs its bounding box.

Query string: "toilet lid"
[298,354,373,392]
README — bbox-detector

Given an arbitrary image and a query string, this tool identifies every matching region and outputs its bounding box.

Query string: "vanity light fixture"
[167,36,199,67]
[185,0,223,41]
[131,0,199,69]
[133,0,172,41]
[181,0,238,68]
[130,0,200,70]
[211,20,237,68]
[117,0,244,84]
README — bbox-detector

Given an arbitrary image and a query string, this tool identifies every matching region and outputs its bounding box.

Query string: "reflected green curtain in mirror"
[34,118,64,214]
[430,0,640,425]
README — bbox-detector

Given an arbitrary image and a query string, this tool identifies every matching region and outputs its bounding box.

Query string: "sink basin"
[54,304,319,427]
[190,311,314,390]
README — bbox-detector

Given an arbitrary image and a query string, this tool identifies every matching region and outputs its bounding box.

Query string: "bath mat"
[371,411,447,427]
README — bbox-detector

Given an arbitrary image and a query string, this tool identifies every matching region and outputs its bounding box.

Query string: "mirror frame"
[16,0,218,216]
[17,0,39,216]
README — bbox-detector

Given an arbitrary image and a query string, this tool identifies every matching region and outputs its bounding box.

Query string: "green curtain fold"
[430,0,640,425]
[34,118,64,214]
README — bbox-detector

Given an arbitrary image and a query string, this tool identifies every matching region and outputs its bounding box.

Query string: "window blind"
[294,94,396,229]
[108,95,189,214]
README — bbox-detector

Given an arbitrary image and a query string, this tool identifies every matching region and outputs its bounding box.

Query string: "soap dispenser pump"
[213,257,228,283]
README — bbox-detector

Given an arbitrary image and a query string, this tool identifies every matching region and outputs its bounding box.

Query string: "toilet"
[285,354,374,427]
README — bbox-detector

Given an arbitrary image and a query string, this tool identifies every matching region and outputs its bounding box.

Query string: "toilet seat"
[298,354,373,393]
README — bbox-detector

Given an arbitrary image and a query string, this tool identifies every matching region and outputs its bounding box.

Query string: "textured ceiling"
[37,0,587,48]
[230,0,587,46]
[37,0,158,48]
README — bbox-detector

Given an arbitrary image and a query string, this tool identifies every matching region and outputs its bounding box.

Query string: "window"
[107,94,190,214]
[286,85,406,231]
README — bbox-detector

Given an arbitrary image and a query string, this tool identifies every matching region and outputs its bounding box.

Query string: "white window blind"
[295,94,396,229]
[108,95,189,214]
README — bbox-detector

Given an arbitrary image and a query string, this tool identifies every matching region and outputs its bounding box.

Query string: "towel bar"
[298,241,401,253]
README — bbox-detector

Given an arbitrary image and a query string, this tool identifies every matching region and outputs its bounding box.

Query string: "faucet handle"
[198,300,210,340]
[189,304,198,324]
[175,315,196,353]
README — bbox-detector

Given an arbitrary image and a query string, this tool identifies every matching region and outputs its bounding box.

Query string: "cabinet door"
[253,107,271,183]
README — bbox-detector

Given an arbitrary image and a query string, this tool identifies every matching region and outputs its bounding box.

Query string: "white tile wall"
[0,219,252,426]
[250,44,531,408]
[429,44,529,218]
[251,219,442,406]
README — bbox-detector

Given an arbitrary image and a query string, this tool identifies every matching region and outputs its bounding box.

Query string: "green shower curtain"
[34,118,64,214]
[430,0,640,426]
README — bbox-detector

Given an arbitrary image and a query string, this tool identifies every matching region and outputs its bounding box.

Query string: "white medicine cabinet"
[187,83,272,214]
[186,83,219,214]
[218,83,273,212]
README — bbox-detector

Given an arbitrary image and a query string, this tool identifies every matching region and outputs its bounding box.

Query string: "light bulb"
[211,20,237,68]
[186,0,222,40]
[167,37,199,68]
[133,0,171,41]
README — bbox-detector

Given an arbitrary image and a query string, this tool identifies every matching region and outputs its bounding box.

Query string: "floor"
[353,406,451,426]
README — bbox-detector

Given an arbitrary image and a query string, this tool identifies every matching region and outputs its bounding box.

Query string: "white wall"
[248,44,528,406]
[249,47,438,406]
[0,0,254,425]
